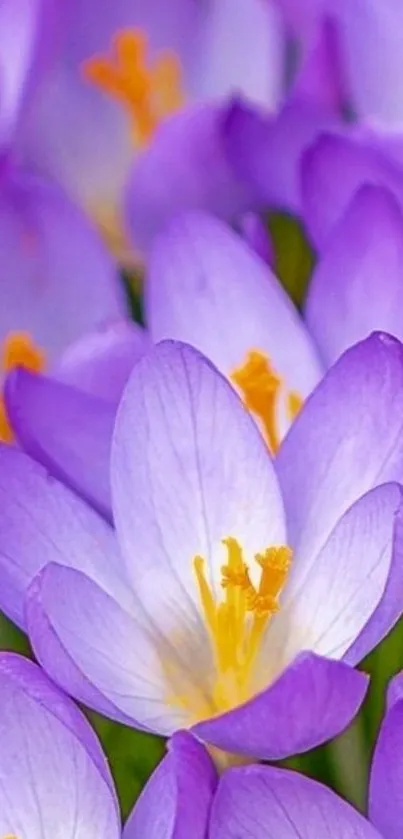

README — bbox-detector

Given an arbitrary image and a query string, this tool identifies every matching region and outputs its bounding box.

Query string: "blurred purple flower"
[0,339,402,760]
[14,0,285,259]
[0,0,128,448]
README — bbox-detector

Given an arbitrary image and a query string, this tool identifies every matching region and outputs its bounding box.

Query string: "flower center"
[193,537,292,715]
[231,350,302,455]
[82,28,184,147]
[0,331,45,442]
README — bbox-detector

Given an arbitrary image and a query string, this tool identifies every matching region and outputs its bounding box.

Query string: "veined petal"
[0,446,129,627]
[306,185,403,366]
[0,167,126,360]
[0,653,120,839]
[53,319,151,403]
[192,652,368,760]
[5,368,115,517]
[28,563,192,735]
[301,132,403,249]
[210,763,381,839]
[276,333,403,567]
[146,214,322,395]
[27,574,137,725]
[124,732,216,839]
[112,340,285,617]
[270,484,403,665]
[369,672,403,839]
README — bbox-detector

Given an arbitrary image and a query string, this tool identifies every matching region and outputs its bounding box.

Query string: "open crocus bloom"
[0,652,216,839]
[1,338,403,759]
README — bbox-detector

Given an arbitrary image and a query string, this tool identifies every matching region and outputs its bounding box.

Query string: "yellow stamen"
[231,350,303,454]
[0,331,46,443]
[193,537,292,715]
[82,28,184,147]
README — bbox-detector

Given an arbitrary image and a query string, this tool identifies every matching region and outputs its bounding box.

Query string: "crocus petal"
[344,490,403,665]
[146,214,322,395]
[5,368,115,518]
[27,562,186,735]
[124,732,216,839]
[192,651,368,760]
[210,763,381,839]
[0,166,125,361]
[301,132,403,249]
[53,319,151,402]
[276,333,403,569]
[0,0,49,145]
[240,212,274,265]
[223,96,339,213]
[337,0,403,125]
[192,0,284,109]
[271,483,403,665]
[0,653,120,839]
[0,446,128,627]
[369,672,403,839]
[124,100,260,253]
[305,185,403,366]
[112,340,285,629]
[291,16,345,114]
[26,574,136,725]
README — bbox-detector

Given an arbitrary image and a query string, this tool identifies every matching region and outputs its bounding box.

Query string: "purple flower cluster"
[3,0,403,837]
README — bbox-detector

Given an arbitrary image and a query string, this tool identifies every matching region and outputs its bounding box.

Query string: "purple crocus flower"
[0,0,127,445]
[0,652,216,839]
[123,14,344,252]
[16,0,284,260]
[7,184,403,514]
[1,338,403,761]
[145,201,403,443]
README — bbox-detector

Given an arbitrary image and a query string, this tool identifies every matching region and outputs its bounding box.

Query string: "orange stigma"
[231,350,303,454]
[82,28,184,147]
[0,331,46,442]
